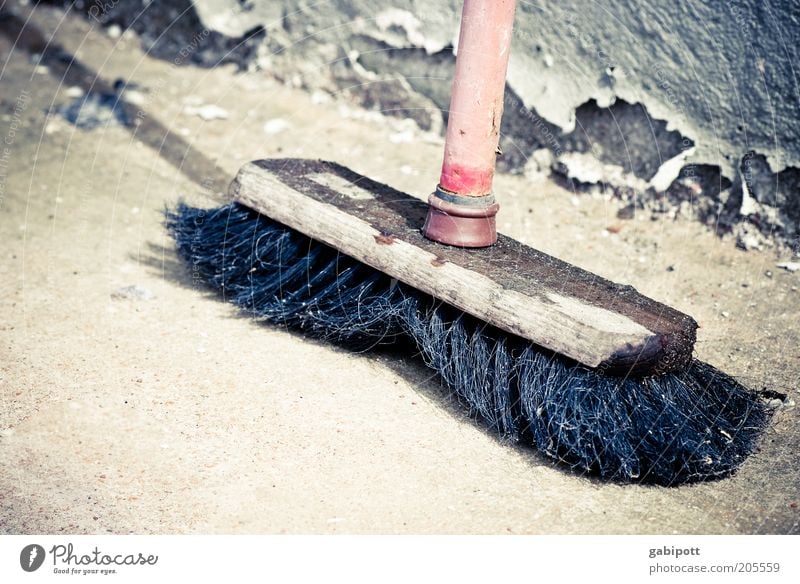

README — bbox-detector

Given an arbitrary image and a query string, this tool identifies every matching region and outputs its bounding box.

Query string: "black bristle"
[166,202,774,486]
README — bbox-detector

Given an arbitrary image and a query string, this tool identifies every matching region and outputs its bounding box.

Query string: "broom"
[166,0,772,485]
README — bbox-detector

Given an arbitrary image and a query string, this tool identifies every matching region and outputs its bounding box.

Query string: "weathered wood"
[230,159,697,375]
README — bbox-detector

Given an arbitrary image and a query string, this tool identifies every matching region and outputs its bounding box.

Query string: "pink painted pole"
[423,0,517,247]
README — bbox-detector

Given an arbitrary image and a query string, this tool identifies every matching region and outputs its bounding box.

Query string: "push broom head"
[165,158,774,486]
[167,2,773,487]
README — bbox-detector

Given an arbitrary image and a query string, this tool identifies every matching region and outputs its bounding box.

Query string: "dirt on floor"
[0,4,798,534]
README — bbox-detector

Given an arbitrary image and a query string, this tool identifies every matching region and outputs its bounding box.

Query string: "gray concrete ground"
[0,4,798,534]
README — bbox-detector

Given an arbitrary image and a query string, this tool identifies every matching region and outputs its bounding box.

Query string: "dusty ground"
[0,4,798,534]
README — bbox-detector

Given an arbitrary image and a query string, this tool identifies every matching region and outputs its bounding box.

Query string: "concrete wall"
[74,0,800,248]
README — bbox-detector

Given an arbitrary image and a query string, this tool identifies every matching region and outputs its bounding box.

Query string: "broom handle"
[423,0,517,247]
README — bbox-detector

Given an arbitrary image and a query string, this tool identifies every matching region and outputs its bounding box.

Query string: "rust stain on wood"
[373,233,396,245]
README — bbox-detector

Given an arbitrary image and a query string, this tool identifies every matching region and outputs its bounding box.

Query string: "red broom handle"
[423,0,517,247]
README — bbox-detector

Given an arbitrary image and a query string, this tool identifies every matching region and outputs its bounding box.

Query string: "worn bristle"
[166,202,774,486]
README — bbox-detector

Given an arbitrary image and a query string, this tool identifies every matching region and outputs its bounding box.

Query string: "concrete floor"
[0,4,798,534]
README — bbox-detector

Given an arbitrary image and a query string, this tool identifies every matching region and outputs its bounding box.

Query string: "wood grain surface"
[231,159,698,375]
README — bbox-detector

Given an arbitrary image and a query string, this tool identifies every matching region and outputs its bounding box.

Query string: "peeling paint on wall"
[58,0,799,248]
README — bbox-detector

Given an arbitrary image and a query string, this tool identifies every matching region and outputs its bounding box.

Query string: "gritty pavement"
[0,4,798,534]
